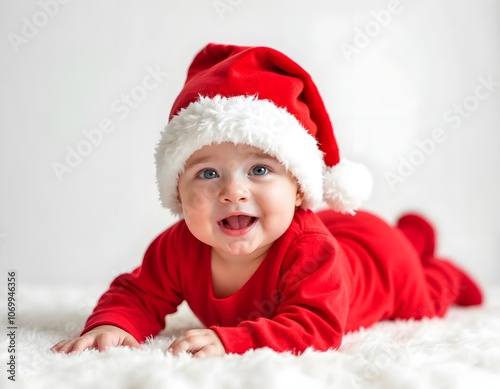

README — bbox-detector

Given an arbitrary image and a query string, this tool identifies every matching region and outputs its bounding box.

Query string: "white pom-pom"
[323,159,373,214]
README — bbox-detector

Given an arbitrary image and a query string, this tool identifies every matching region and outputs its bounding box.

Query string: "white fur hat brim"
[155,95,371,216]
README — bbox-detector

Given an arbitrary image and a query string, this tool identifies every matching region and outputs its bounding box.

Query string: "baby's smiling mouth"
[218,215,258,230]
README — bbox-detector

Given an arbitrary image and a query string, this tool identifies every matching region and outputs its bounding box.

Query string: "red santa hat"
[156,43,372,216]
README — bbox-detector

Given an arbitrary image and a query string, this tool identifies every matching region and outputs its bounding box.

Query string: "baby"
[52,43,483,358]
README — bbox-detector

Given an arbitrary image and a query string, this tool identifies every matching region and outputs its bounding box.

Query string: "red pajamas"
[318,210,470,330]
[83,209,482,354]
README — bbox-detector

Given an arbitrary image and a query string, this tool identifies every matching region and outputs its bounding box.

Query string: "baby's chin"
[214,240,273,260]
[221,242,261,256]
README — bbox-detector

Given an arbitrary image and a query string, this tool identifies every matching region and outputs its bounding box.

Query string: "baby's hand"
[50,325,141,354]
[168,329,225,358]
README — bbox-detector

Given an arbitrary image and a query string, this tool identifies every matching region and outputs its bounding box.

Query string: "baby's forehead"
[187,142,281,163]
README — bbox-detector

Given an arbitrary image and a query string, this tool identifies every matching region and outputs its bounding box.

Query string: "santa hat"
[155,43,372,216]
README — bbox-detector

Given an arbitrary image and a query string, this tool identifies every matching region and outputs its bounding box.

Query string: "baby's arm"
[210,234,350,354]
[51,325,140,354]
[52,228,185,354]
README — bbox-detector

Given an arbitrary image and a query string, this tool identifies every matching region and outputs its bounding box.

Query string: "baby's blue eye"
[199,169,219,179]
[251,166,268,176]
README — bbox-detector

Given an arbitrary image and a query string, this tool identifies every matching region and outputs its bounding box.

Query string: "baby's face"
[177,142,303,259]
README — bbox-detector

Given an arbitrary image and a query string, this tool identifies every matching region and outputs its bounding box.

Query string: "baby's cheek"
[266,183,298,206]
[182,183,219,212]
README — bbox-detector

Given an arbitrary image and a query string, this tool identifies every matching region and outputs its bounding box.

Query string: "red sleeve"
[82,224,185,342]
[210,233,352,354]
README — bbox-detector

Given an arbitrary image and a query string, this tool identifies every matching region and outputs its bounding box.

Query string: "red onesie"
[82,209,482,354]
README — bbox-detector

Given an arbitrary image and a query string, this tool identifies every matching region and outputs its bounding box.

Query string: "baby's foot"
[450,262,484,306]
[396,213,436,262]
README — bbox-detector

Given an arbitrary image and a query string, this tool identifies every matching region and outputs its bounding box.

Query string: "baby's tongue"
[225,215,253,230]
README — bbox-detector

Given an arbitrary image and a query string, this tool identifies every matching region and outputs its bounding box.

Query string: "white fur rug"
[3,285,500,389]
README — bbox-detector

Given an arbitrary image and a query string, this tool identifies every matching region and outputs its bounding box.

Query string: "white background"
[1,0,499,290]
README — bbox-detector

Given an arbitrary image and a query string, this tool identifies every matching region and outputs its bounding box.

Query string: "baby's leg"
[395,213,483,318]
[317,209,482,326]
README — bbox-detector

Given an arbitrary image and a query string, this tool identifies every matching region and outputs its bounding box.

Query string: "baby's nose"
[219,177,250,203]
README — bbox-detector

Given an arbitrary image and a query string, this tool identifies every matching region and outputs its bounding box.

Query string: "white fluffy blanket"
[3,285,500,389]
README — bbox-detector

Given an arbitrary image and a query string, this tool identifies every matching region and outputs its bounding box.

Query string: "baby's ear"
[295,189,304,207]
[176,186,182,207]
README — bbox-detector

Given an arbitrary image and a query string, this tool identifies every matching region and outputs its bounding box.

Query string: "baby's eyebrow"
[184,155,212,169]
